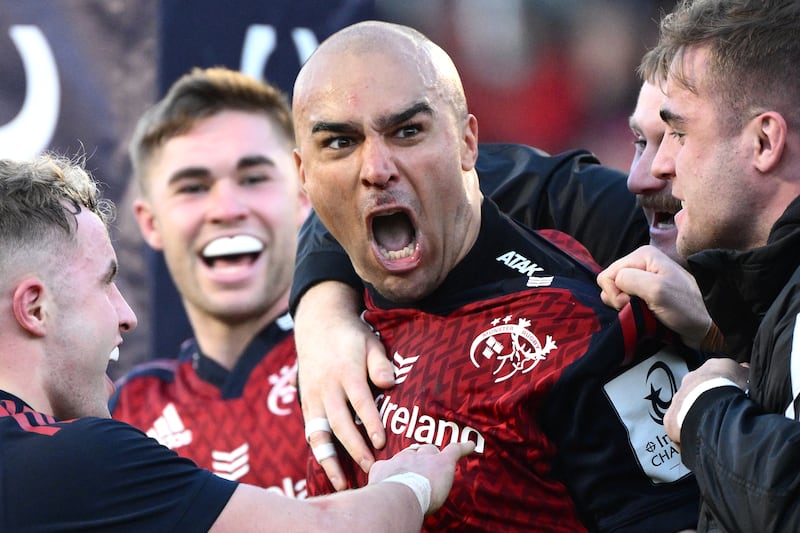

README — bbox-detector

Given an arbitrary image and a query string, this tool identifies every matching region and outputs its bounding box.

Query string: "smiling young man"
[292,20,701,532]
[109,68,311,495]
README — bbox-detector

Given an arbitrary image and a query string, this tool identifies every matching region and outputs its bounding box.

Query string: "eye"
[395,124,421,139]
[324,136,355,150]
[668,129,686,145]
[175,181,208,194]
[241,173,268,186]
[633,136,647,153]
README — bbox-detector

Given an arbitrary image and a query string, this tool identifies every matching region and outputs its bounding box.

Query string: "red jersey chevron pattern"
[334,290,593,532]
[306,200,701,532]
[112,320,307,498]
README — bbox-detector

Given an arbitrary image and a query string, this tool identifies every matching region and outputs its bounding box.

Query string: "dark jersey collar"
[178,312,293,398]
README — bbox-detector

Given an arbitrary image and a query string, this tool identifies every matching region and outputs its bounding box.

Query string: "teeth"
[109,347,120,362]
[203,235,263,258]
[379,242,415,259]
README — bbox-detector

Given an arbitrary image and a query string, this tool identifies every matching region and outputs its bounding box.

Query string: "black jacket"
[682,194,800,532]
[290,143,647,313]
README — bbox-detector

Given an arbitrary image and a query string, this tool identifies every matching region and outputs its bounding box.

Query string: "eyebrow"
[310,102,434,135]
[167,155,276,184]
[375,102,433,130]
[659,107,685,128]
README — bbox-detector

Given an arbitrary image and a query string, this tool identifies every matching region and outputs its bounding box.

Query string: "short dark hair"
[648,0,800,131]
[129,67,294,194]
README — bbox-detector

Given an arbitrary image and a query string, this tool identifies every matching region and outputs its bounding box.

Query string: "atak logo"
[469,315,556,383]
[644,361,679,425]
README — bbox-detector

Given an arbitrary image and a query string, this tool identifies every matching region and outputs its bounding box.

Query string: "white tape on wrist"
[381,472,432,516]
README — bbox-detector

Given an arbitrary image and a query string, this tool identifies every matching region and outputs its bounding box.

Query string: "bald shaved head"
[293,20,468,138]
[291,20,481,302]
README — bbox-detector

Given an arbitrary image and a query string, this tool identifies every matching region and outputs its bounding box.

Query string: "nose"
[207,179,248,222]
[651,135,677,184]
[113,284,138,333]
[627,151,666,195]
[359,138,396,188]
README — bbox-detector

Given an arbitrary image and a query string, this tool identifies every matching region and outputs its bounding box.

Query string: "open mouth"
[372,210,417,260]
[638,193,682,231]
[653,211,676,230]
[201,235,263,268]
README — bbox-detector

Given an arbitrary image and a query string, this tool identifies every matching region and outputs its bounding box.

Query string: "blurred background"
[0,0,676,378]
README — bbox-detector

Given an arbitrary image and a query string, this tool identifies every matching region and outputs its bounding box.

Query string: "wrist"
[381,472,432,516]
[676,376,742,430]
[700,321,726,352]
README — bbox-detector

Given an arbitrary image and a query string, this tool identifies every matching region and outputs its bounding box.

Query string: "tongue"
[374,213,414,251]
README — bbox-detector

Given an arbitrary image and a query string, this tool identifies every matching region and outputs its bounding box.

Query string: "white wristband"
[381,472,432,516]
[676,377,742,429]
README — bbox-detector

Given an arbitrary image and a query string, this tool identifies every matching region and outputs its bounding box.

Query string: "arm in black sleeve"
[476,143,647,267]
[681,387,800,532]
[290,207,364,314]
[290,143,647,313]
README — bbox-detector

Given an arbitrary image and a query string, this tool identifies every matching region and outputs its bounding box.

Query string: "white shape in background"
[290,27,317,64]
[0,26,60,159]
[240,24,277,79]
[240,24,317,80]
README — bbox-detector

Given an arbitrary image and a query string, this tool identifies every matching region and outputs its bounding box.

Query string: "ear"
[460,114,479,171]
[12,277,47,337]
[751,111,787,173]
[133,198,164,250]
[293,149,307,191]
[296,185,312,227]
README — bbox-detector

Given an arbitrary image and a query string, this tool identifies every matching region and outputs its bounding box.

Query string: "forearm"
[306,481,424,533]
[290,211,362,316]
[213,482,423,533]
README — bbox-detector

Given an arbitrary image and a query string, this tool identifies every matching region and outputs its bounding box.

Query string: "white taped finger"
[312,442,337,463]
[304,418,332,442]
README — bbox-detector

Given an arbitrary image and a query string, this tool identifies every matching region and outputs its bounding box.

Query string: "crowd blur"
[377,0,675,170]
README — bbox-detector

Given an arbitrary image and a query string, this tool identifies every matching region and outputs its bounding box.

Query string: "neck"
[184,297,289,371]
[0,341,52,416]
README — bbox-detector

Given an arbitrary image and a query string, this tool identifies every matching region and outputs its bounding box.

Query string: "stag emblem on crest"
[469,315,557,383]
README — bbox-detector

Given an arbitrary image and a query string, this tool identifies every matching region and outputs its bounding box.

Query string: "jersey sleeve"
[6,416,237,531]
[681,387,800,533]
[476,144,647,267]
[289,143,647,314]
